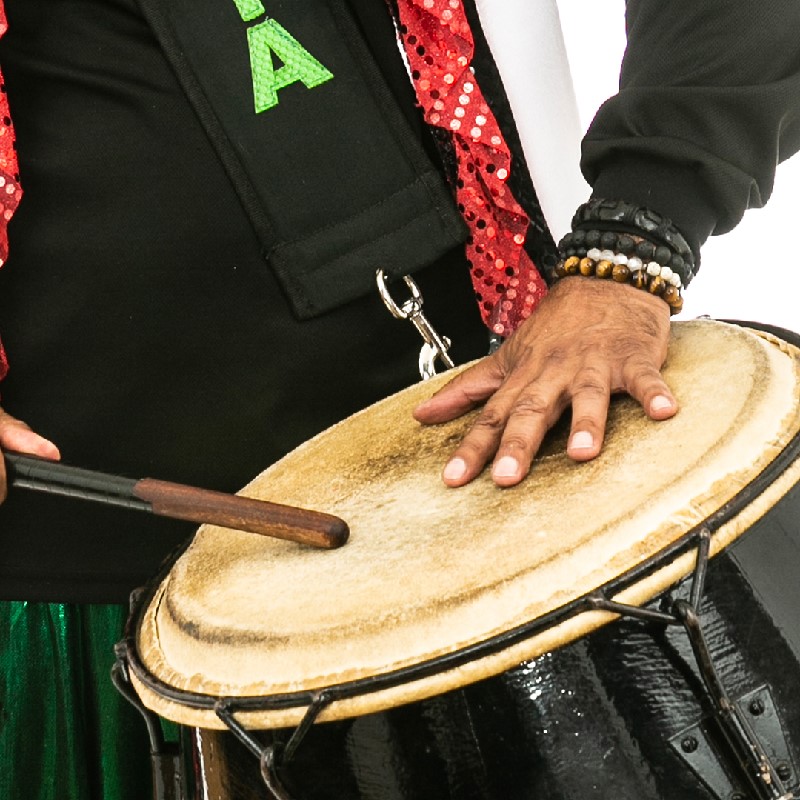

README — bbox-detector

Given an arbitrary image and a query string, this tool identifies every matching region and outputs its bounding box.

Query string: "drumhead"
[131,320,800,728]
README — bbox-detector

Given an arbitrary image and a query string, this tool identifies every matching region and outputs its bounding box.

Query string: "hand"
[413,276,677,487]
[0,407,60,502]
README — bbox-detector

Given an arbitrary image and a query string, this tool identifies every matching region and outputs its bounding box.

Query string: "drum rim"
[120,321,800,718]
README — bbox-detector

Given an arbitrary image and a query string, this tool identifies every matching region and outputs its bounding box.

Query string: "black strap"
[136,0,466,318]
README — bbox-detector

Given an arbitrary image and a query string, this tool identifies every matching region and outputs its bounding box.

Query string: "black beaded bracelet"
[570,199,696,286]
[557,229,688,284]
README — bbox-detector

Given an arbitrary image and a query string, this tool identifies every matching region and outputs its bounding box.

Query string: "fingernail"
[650,395,673,413]
[570,431,594,451]
[443,457,467,482]
[493,456,519,479]
[43,438,60,455]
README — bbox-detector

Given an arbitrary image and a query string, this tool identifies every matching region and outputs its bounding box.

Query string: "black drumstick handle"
[3,451,348,549]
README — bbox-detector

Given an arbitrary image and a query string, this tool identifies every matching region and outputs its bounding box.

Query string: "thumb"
[0,409,61,460]
[413,356,505,424]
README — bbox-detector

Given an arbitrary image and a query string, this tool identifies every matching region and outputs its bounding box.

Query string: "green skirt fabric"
[0,602,156,800]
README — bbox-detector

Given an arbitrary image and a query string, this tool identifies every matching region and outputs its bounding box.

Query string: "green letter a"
[247,19,334,113]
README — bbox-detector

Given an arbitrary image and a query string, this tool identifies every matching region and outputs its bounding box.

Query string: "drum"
[116,319,800,800]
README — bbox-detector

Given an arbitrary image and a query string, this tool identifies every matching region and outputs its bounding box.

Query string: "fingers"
[441,382,563,487]
[0,411,60,459]
[442,357,673,488]
[413,355,505,424]
[436,341,567,485]
[0,408,61,503]
[488,385,565,486]
[564,359,677,466]
[622,358,678,421]
[566,365,611,462]
[442,361,613,487]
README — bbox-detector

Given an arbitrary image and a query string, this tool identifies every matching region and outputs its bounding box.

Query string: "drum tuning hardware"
[671,602,798,800]
[260,747,294,800]
[586,526,798,800]
[111,644,184,800]
[215,691,335,800]
[586,591,680,626]
[376,269,455,380]
[214,701,296,799]
[669,685,798,800]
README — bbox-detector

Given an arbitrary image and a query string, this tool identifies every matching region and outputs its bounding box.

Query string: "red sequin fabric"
[0,3,22,381]
[396,0,547,336]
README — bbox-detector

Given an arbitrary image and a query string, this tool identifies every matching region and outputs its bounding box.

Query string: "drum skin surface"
[132,320,800,730]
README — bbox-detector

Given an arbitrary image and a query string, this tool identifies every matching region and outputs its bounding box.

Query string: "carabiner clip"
[376,269,454,380]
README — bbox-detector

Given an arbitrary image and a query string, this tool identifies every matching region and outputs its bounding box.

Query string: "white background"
[557,0,799,331]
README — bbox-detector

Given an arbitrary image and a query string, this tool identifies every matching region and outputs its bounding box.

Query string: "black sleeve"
[580,0,800,262]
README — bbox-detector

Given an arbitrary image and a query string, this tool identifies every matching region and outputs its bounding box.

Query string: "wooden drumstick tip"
[323,517,350,549]
[133,479,350,549]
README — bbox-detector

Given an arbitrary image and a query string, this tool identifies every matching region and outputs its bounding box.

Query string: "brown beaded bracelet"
[554,255,684,315]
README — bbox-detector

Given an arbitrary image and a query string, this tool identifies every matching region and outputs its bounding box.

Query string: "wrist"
[553,199,696,316]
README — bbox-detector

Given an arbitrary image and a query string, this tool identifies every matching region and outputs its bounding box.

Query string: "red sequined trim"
[396,0,546,336]
[0,1,22,381]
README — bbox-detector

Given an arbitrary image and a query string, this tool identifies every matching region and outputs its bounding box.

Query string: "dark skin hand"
[413,276,678,487]
[0,408,60,503]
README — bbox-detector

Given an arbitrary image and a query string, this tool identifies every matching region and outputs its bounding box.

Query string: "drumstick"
[3,451,349,549]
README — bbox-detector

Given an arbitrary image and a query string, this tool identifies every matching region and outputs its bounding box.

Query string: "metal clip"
[376,269,454,380]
